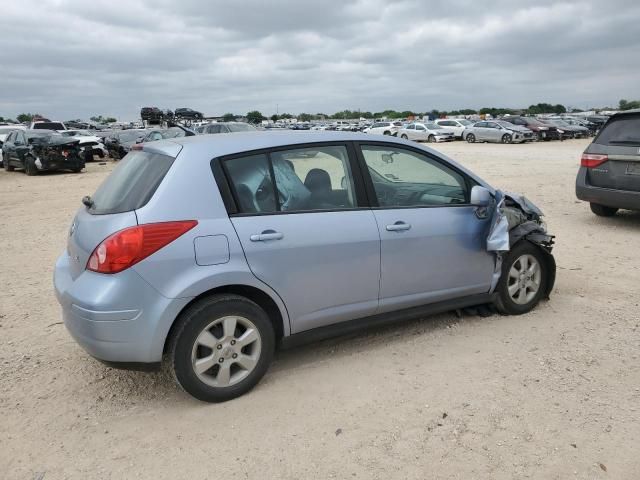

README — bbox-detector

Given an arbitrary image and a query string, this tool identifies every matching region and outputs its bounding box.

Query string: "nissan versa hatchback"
[54,132,556,402]
[576,109,640,216]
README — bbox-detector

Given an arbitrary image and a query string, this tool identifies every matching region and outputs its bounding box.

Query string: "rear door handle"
[385,222,411,232]
[250,230,284,242]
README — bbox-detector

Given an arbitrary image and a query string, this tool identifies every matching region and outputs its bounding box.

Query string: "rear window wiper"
[82,195,94,208]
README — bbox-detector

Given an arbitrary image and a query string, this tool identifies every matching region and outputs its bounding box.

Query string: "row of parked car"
[362,116,604,144]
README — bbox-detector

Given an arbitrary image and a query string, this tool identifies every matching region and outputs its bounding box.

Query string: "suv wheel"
[494,241,548,315]
[169,294,275,402]
[589,203,618,217]
[466,133,475,143]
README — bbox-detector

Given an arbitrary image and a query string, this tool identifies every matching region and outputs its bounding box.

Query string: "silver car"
[397,122,455,142]
[54,132,556,402]
[463,121,534,144]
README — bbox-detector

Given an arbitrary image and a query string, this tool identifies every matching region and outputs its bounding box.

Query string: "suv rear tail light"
[581,153,608,168]
[87,221,197,274]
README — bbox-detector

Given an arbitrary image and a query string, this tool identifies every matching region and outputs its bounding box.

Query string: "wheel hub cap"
[507,254,542,305]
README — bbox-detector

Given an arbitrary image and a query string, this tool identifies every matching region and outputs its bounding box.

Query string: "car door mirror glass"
[470,186,492,206]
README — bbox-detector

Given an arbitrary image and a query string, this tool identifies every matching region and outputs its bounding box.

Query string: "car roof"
[143,131,493,191]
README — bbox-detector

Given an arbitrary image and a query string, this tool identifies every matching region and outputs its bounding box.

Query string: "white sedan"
[434,118,474,139]
[397,122,456,143]
[60,130,109,159]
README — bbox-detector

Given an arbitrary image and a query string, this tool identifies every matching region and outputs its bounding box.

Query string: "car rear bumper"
[54,252,192,365]
[576,167,640,211]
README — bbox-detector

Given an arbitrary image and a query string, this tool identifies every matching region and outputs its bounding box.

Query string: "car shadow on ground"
[77,307,503,405]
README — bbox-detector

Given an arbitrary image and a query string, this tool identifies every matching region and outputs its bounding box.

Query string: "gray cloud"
[0,0,638,120]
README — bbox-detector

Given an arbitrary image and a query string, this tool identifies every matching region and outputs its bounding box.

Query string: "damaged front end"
[29,136,85,172]
[487,190,556,298]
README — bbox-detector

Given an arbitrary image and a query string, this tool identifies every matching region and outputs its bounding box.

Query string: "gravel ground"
[1,139,639,479]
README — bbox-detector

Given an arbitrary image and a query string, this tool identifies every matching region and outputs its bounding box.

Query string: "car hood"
[30,136,80,147]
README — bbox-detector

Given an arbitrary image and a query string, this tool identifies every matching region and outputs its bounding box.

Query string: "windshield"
[116,131,144,142]
[162,128,186,139]
[227,123,256,132]
[496,121,517,128]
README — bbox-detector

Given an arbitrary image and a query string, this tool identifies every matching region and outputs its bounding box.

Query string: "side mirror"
[470,185,492,206]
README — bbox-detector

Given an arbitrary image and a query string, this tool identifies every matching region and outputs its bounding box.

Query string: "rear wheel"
[4,156,14,171]
[501,134,512,144]
[494,241,548,315]
[169,294,275,402]
[589,203,618,217]
[466,133,475,143]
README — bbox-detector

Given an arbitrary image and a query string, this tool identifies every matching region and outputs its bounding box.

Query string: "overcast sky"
[1,0,638,121]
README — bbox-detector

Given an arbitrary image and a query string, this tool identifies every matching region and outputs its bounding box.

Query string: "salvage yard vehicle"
[60,130,109,160]
[576,109,640,216]
[30,120,66,131]
[398,122,455,143]
[104,130,146,159]
[543,118,590,139]
[463,121,533,144]
[175,107,204,120]
[54,132,556,402]
[3,129,84,175]
[195,122,257,134]
[435,118,474,139]
[363,121,402,136]
[502,116,560,141]
[0,125,26,167]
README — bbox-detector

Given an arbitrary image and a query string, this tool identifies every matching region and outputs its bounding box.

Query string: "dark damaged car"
[2,130,85,175]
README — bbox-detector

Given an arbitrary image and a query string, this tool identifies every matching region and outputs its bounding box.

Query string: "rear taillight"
[580,153,608,168]
[87,221,197,274]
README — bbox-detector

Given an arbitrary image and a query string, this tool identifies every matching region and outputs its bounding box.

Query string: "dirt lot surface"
[1,139,639,479]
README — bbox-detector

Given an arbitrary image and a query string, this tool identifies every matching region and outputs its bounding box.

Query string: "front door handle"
[385,221,411,232]
[250,230,284,242]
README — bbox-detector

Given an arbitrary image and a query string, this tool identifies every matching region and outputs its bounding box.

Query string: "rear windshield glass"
[33,122,65,130]
[88,150,175,215]
[594,115,640,146]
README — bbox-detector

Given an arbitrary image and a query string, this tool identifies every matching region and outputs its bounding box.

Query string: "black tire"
[427,134,435,143]
[536,132,543,142]
[5,156,14,171]
[24,156,38,176]
[169,294,276,402]
[494,241,548,315]
[400,134,408,139]
[501,134,512,144]
[466,133,475,143]
[383,130,391,135]
[589,203,618,217]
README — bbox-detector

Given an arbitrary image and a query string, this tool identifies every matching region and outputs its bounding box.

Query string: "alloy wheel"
[191,315,262,388]
[507,254,542,305]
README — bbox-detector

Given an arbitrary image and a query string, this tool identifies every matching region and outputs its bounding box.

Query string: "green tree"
[246,110,265,124]
[105,117,117,123]
[17,113,37,123]
[619,99,640,110]
[270,114,279,122]
[298,113,313,122]
[222,113,236,122]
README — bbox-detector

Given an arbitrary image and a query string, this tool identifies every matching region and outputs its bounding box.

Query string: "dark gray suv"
[576,109,640,216]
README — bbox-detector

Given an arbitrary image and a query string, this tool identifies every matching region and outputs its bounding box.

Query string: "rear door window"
[88,150,176,214]
[595,115,640,146]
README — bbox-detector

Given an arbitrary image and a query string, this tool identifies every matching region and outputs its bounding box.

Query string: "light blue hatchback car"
[54,131,556,401]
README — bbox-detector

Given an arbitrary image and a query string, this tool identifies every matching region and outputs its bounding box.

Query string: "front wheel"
[169,294,275,402]
[590,203,618,217]
[24,156,38,176]
[466,133,475,143]
[427,134,435,143]
[383,130,391,136]
[501,134,512,144]
[400,134,408,139]
[494,241,548,315]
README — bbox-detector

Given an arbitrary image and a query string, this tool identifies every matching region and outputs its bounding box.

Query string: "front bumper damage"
[487,190,556,299]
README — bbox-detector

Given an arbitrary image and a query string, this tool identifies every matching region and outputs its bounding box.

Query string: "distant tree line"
[619,99,640,110]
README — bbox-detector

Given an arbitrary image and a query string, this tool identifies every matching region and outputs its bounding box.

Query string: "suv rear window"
[88,150,175,214]
[594,115,640,146]
[33,122,65,130]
